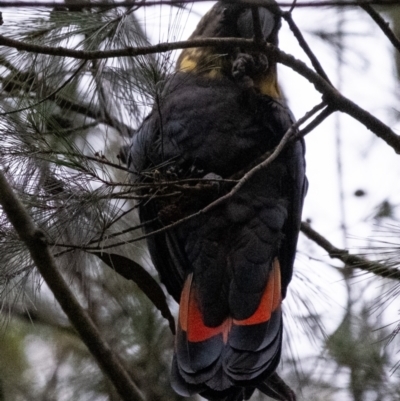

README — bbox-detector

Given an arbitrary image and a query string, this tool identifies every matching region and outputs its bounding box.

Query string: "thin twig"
[0,67,133,134]
[288,0,297,13]
[0,170,145,401]
[0,35,258,59]
[275,49,400,153]
[361,4,400,54]
[0,0,399,9]
[39,150,133,173]
[282,12,332,85]
[298,106,335,136]
[301,221,400,281]
[202,102,326,212]
[91,59,132,137]
[90,216,158,246]
[230,102,328,181]
[0,55,19,73]
[0,61,87,116]
[54,103,327,252]
[2,34,399,152]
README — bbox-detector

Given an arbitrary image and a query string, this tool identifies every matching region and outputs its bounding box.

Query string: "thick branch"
[0,171,145,401]
[301,222,400,281]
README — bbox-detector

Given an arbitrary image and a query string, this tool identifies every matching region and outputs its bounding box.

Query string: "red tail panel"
[233,259,281,326]
[179,273,231,343]
[179,259,281,342]
[174,261,284,395]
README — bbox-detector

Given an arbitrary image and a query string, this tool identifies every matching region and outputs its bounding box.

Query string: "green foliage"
[326,309,387,401]
[0,323,29,400]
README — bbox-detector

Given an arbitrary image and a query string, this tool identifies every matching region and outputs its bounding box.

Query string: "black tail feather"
[257,373,296,401]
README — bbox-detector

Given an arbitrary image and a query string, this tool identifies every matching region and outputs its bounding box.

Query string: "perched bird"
[128,1,307,400]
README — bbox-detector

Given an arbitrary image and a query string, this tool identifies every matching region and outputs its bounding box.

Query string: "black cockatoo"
[128,1,307,400]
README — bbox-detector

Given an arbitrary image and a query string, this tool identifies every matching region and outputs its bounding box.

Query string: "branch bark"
[301,221,400,281]
[361,4,400,54]
[0,0,399,9]
[54,102,330,252]
[0,170,145,401]
[0,35,258,59]
[275,48,400,153]
[1,35,399,152]
[282,11,332,84]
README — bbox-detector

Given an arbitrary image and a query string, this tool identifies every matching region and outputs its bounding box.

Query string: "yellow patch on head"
[179,54,198,72]
[254,73,281,98]
[177,47,225,77]
[177,47,281,96]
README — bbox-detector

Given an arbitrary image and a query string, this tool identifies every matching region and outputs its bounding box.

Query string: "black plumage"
[128,2,307,400]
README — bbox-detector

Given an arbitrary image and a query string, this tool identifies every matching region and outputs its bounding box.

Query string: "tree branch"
[0,170,145,401]
[361,4,400,55]
[298,106,335,136]
[0,62,134,135]
[0,35,258,59]
[282,11,332,84]
[275,48,400,153]
[54,102,328,252]
[91,59,133,137]
[0,0,399,9]
[301,221,400,281]
[0,61,87,116]
[1,33,399,152]
[230,101,328,179]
